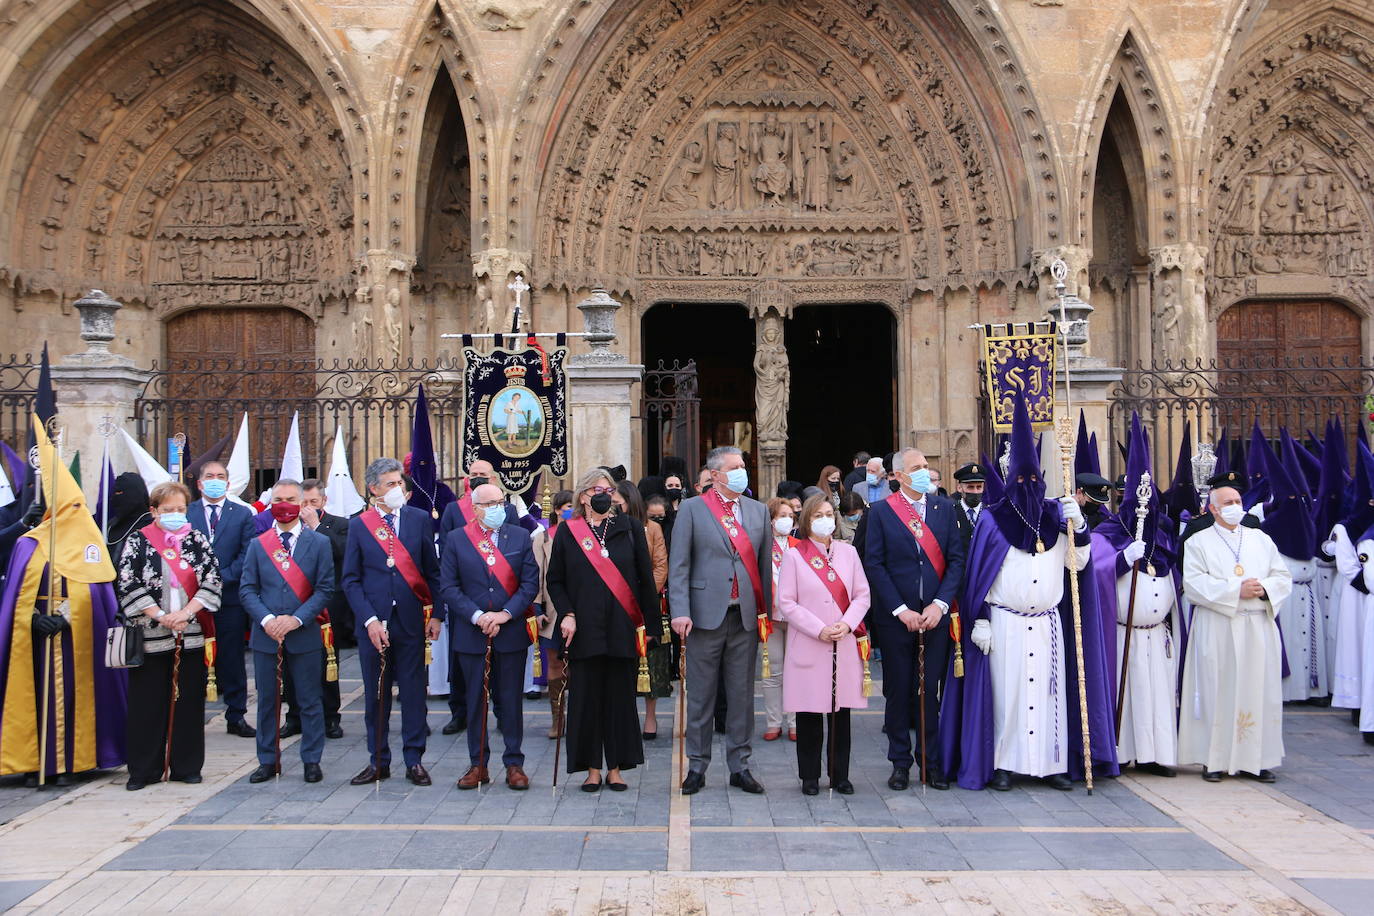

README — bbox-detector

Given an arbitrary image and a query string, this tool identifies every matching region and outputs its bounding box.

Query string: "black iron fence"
[1105,357,1373,480]
[133,358,466,497]
[0,355,38,453]
[640,360,701,477]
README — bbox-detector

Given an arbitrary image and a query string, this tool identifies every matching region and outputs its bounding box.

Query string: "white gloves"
[1122,540,1147,565]
[1059,495,1086,531]
[971,618,992,655]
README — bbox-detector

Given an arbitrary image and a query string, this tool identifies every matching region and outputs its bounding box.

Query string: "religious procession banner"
[459,337,569,494]
[981,321,1057,432]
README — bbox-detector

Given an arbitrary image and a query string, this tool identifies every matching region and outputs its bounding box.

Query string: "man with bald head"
[441,481,540,790]
[1179,485,1292,783]
[341,457,443,786]
[861,447,966,790]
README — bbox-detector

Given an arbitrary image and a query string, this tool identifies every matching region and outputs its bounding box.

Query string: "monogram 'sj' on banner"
[981,322,1058,433]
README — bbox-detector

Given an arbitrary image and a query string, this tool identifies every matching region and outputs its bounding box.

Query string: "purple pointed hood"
[1340,439,1374,535]
[1243,422,1272,510]
[407,383,456,520]
[1261,429,1316,560]
[1316,420,1350,541]
[1073,410,1100,477]
[986,390,1058,552]
[1162,420,1197,524]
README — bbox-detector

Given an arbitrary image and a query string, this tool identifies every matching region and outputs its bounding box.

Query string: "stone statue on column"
[753,309,789,499]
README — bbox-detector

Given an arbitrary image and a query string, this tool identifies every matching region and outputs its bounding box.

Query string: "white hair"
[706,445,742,471]
[890,448,924,475]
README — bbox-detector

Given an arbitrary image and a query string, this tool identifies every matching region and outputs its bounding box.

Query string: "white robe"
[1278,555,1327,701]
[1315,554,1339,688]
[1352,539,1374,733]
[1328,523,1371,712]
[1114,566,1179,766]
[986,529,1091,777]
[1179,524,1291,774]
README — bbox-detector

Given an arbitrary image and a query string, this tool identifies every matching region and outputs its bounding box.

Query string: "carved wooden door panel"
[1217,299,1360,365]
[165,308,316,475]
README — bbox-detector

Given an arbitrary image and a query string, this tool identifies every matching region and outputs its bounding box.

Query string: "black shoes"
[833,779,855,795]
[1045,773,1073,791]
[1135,762,1176,778]
[406,765,432,786]
[171,774,203,784]
[582,776,601,793]
[801,778,819,796]
[226,720,257,738]
[304,763,323,783]
[681,770,706,794]
[248,764,279,784]
[729,770,765,794]
[125,778,147,791]
[988,769,1012,791]
[1245,769,1277,783]
[887,767,910,791]
[351,765,391,785]
[441,718,467,736]
[326,721,344,740]
[606,779,628,792]
[1201,769,1223,782]
[280,721,302,739]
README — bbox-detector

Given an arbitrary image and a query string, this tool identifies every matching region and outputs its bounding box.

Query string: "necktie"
[209,504,220,534]
[917,499,926,521]
[384,513,396,533]
[280,530,293,554]
[725,499,740,601]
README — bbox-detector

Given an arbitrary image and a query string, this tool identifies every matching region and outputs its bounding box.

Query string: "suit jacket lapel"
[705,496,734,554]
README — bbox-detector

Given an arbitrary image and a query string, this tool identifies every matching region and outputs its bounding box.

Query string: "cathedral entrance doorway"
[783,304,896,484]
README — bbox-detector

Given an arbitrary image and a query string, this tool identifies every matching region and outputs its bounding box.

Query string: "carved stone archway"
[5,2,355,363]
[1207,7,1374,359]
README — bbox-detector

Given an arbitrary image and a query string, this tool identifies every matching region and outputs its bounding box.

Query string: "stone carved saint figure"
[753,312,789,442]
[710,123,740,210]
[751,113,792,207]
[661,140,705,207]
[1154,280,1181,359]
[800,115,830,211]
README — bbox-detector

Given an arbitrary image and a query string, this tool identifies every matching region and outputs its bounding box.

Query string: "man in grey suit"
[669,446,772,794]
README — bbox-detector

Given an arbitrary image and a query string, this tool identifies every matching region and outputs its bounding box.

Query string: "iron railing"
[0,355,39,453]
[640,359,701,477]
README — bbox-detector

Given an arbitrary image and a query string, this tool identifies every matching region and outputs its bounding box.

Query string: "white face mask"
[811,516,836,538]
[382,486,407,511]
[1218,504,1245,527]
[773,517,794,536]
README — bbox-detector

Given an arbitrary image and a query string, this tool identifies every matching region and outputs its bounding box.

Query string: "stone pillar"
[752,307,788,501]
[50,291,153,503]
[1149,243,1209,364]
[567,289,643,478]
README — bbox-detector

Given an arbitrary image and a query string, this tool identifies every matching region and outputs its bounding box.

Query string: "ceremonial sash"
[257,528,313,603]
[884,492,947,577]
[455,493,474,525]
[140,523,201,598]
[462,519,538,642]
[359,509,433,609]
[565,517,650,689]
[793,538,872,694]
[703,492,766,616]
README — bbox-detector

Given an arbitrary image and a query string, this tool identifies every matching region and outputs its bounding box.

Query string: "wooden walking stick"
[677,639,688,793]
[375,621,388,791]
[37,415,62,787]
[274,641,284,782]
[480,635,492,789]
[1051,258,1095,794]
[917,629,928,793]
[164,633,183,782]
[1114,472,1153,743]
[829,637,838,799]
[553,654,568,789]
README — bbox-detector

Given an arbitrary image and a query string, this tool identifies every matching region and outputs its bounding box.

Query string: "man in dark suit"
[440,482,541,790]
[281,479,349,739]
[342,457,444,786]
[863,447,968,791]
[952,462,986,549]
[438,458,519,735]
[239,479,335,784]
[189,460,258,738]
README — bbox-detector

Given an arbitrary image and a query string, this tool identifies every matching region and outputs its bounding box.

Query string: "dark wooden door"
[1217,299,1360,365]
[164,309,316,480]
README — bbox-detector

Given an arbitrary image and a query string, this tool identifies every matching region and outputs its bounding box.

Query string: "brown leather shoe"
[456,766,490,790]
[406,764,432,786]
[505,765,530,790]
[349,765,390,786]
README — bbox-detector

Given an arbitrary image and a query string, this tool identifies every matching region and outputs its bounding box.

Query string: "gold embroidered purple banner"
[981,322,1057,432]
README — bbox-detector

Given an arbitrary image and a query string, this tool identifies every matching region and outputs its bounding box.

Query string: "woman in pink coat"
[778,493,871,795]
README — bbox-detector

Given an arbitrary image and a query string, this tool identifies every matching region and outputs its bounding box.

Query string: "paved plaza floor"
[1,650,1371,913]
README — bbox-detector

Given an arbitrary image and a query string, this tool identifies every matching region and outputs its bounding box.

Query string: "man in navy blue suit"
[342,457,443,787]
[189,461,258,738]
[440,482,540,790]
[863,447,967,791]
[239,479,335,783]
[438,458,519,736]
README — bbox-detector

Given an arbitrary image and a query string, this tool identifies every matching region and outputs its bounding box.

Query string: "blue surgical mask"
[845,513,862,523]
[725,467,749,493]
[158,512,188,531]
[201,479,228,500]
[865,472,879,486]
[909,469,931,494]
[481,505,507,529]
[560,507,573,520]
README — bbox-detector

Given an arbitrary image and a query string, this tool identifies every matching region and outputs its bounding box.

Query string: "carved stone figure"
[661,140,705,207]
[1153,280,1181,358]
[753,312,789,442]
[800,114,830,211]
[709,122,740,210]
[750,113,792,206]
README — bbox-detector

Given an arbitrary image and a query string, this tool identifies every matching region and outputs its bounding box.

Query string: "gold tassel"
[321,624,339,683]
[953,642,965,679]
[760,641,772,679]
[861,657,873,698]
[204,637,219,701]
[637,654,651,694]
[424,639,432,667]
[532,645,543,679]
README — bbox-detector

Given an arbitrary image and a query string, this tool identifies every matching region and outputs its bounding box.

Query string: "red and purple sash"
[565,518,646,629]
[793,538,852,612]
[359,508,433,608]
[257,528,313,603]
[704,491,766,614]
[462,519,537,641]
[884,492,947,577]
[142,522,216,636]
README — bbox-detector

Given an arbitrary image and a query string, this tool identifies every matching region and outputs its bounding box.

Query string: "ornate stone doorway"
[783,304,895,483]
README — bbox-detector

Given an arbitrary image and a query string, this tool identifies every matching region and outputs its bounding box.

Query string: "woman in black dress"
[546,468,661,791]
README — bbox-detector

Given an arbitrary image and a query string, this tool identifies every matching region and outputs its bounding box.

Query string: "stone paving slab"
[1270,707,1374,830]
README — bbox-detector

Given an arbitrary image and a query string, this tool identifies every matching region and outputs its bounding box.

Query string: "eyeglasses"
[473,499,505,509]
[590,486,615,495]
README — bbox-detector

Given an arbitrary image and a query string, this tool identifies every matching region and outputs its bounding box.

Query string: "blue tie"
[280,530,293,554]
[209,504,220,534]
[384,513,396,533]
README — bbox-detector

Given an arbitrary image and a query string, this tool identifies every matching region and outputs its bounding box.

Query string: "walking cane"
[480,636,492,790]
[829,637,838,799]
[917,629,928,795]
[375,622,388,792]
[553,654,568,790]
[1115,472,1153,744]
[677,640,687,794]
[163,633,183,782]
[274,641,285,782]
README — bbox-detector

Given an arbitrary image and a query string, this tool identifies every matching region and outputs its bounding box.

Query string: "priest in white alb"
[1179,483,1292,782]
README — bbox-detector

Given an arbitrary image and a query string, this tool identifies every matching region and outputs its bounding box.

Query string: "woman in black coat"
[546,468,661,791]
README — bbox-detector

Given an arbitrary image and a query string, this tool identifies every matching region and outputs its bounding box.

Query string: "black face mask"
[828,480,840,490]
[1084,502,1102,517]
[589,492,614,515]
[665,487,684,502]
[888,479,901,493]
[648,514,666,523]
[469,476,489,490]
[962,492,982,508]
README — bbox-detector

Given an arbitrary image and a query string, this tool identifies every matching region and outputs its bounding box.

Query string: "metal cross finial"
[1050,257,1068,294]
[508,274,530,329]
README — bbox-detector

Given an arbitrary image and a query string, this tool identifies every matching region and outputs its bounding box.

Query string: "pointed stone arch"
[1206,4,1374,349]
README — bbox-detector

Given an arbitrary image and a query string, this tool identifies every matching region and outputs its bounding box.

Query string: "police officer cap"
[953,463,985,483]
[1206,470,1248,493]
[1076,472,1112,504]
